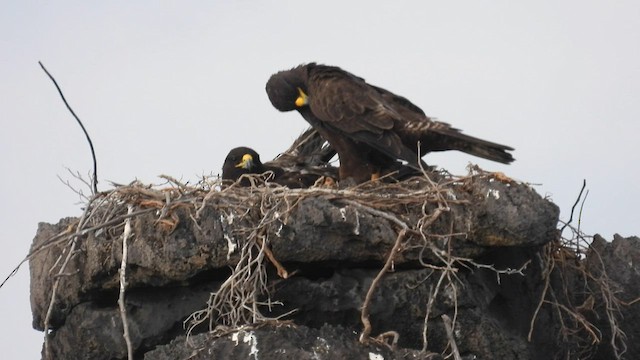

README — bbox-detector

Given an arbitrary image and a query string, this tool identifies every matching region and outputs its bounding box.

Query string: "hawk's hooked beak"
[235,153,254,169]
[295,87,309,107]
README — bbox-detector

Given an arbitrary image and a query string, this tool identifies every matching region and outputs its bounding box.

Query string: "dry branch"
[528,184,627,360]
[442,314,461,360]
[359,228,408,343]
[118,205,134,360]
[39,61,98,194]
[42,195,98,359]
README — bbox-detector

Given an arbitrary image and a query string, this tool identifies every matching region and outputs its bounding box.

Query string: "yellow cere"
[235,153,253,168]
[295,87,308,107]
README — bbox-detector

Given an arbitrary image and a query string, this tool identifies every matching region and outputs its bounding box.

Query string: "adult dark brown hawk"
[222,127,337,188]
[266,63,514,183]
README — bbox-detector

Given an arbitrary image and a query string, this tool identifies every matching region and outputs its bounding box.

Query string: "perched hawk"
[266,63,514,183]
[222,127,337,188]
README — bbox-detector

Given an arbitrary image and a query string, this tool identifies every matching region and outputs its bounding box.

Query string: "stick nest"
[22,168,630,359]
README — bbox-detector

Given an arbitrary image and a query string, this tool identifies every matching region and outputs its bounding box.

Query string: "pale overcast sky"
[1,1,639,358]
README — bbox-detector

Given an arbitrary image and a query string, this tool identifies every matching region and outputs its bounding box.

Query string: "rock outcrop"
[28,172,639,359]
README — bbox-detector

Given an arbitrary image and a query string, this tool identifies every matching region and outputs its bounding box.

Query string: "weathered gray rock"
[587,234,640,360]
[467,177,559,247]
[143,324,441,360]
[30,177,559,331]
[28,175,571,359]
[266,264,535,359]
[43,283,219,360]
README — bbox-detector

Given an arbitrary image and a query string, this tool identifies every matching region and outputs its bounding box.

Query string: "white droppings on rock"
[243,331,259,359]
[225,234,236,260]
[354,209,360,235]
[487,189,500,200]
[231,331,259,359]
[226,212,235,225]
[220,214,237,259]
[340,207,347,221]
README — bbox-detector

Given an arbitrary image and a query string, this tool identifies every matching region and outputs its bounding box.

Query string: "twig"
[559,180,586,235]
[43,238,80,359]
[57,168,93,202]
[28,208,154,259]
[360,228,408,343]
[576,189,589,239]
[422,270,448,352]
[528,252,553,342]
[442,314,462,360]
[42,197,97,359]
[39,61,98,194]
[256,237,288,279]
[374,331,400,350]
[118,205,135,359]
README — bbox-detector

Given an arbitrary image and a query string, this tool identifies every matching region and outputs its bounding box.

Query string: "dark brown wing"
[306,65,423,169]
[266,127,338,187]
[371,81,515,164]
[270,127,336,166]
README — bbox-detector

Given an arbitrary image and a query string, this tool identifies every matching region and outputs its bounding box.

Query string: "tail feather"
[463,142,515,164]
[428,129,515,164]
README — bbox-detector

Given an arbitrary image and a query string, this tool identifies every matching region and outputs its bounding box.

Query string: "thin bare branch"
[359,228,408,343]
[559,179,586,235]
[118,205,135,359]
[442,314,462,360]
[39,61,98,194]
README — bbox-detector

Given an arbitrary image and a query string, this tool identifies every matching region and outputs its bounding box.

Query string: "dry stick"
[42,237,80,359]
[57,169,92,202]
[529,180,587,342]
[341,200,412,229]
[344,200,426,344]
[576,189,589,252]
[359,227,408,343]
[0,223,70,289]
[39,61,98,194]
[192,228,271,332]
[29,208,154,259]
[442,314,462,360]
[543,300,601,343]
[42,196,98,359]
[1,212,81,290]
[256,237,288,279]
[528,251,554,341]
[421,270,448,353]
[559,179,586,235]
[118,205,135,359]
[581,234,627,358]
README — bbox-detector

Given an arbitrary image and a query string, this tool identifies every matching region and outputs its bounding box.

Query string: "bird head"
[222,147,263,180]
[266,64,310,112]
